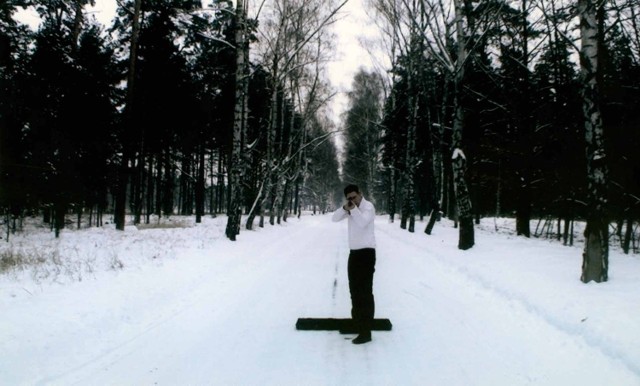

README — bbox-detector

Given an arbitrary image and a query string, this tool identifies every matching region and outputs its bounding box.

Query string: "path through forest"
[1,214,639,385]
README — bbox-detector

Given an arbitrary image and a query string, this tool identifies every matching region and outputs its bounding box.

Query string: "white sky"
[327,0,381,113]
[327,0,385,160]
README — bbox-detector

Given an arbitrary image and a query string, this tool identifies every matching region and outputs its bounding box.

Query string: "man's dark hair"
[344,184,360,197]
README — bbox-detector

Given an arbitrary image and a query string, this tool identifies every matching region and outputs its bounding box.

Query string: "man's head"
[344,184,363,207]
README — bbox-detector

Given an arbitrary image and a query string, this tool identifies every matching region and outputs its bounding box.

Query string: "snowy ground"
[1,213,640,385]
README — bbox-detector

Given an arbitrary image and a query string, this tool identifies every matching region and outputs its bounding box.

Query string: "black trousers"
[348,248,376,334]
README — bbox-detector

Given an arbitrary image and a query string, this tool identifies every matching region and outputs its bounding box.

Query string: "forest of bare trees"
[1,0,344,241]
[340,0,639,282]
[2,0,639,282]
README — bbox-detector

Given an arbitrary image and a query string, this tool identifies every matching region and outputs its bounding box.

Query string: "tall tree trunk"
[162,149,174,216]
[579,0,608,283]
[145,153,154,224]
[132,149,144,224]
[388,167,397,222]
[260,74,279,228]
[179,154,192,215]
[217,147,225,215]
[280,179,290,223]
[71,0,84,52]
[294,176,301,217]
[209,149,215,215]
[114,0,143,231]
[270,91,288,226]
[622,215,633,254]
[515,0,532,238]
[225,0,248,240]
[195,142,205,223]
[425,97,446,235]
[53,199,66,238]
[451,0,474,250]
[155,150,163,218]
[403,75,418,233]
[246,176,264,230]
[400,32,421,233]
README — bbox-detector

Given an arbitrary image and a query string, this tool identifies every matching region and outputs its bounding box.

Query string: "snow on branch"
[452,148,466,160]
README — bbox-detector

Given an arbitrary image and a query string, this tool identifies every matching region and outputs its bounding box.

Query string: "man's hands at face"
[344,200,356,211]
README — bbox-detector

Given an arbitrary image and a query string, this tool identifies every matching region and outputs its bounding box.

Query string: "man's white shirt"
[331,197,376,250]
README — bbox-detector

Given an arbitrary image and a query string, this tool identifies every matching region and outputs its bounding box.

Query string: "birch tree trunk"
[451,0,474,250]
[225,0,248,241]
[579,0,608,283]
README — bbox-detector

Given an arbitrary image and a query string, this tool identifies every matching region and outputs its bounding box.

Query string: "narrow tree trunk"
[114,0,143,231]
[451,0,474,250]
[195,142,205,223]
[280,179,290,223]
[179,154,192,215]
[388,167,396,222]
[162,150,174,216]
[563,216,571,246]
[53,200,66,238]
[515,0,532,238]
[495,157,502,217]
[70,0,84,52]
[217,147,225,214]
[225,0,248,240]
[155,151,163,218]
[209,149,215,215]
[579,0,608,283]
[405,95,417,233]
[246,178,264,230]
[42,205,51,224]
[621,215,632,254]
[294,176,301,217]
[146,153,154,224]
[401,36,419,233]
[133,151,144,225]
[270,178,280,225]
[516,175,531,237]
[425,117,445,235]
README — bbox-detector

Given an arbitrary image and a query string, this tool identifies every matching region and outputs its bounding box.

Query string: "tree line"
[3,0,639,283]
[0,0,344,240]
[340,0,639,283]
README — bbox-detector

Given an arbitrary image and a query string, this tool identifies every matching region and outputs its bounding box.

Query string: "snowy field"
[1,213,640,385]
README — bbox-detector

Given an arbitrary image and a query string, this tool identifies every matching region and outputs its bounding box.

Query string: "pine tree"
[0,2,32,232]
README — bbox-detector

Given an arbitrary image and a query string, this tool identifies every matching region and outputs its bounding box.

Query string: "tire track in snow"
[376,221,640,379]
[16,215,637,385]
[35,220,316,385]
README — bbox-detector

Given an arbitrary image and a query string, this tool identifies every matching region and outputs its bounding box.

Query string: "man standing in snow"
[332,184,376,345]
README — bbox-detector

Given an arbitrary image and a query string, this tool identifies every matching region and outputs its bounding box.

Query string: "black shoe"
[352,333,372,345]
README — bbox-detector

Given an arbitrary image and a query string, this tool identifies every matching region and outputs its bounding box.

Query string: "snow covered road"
[1,214,639,385]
